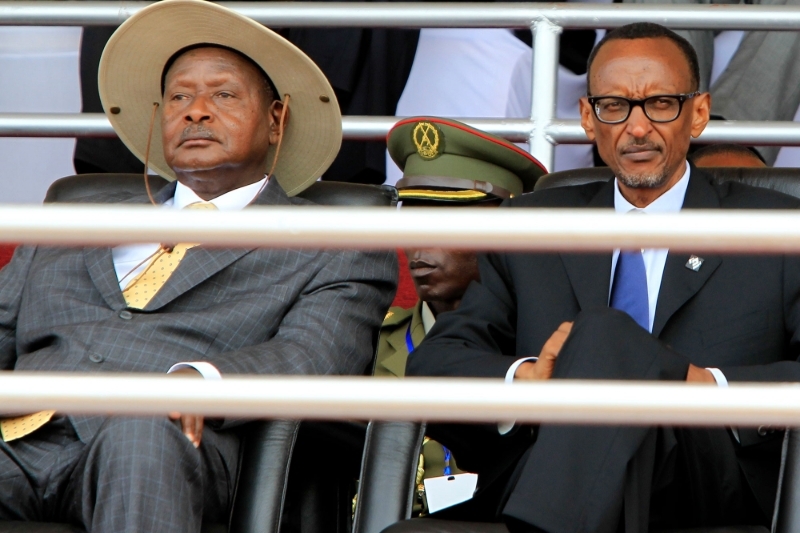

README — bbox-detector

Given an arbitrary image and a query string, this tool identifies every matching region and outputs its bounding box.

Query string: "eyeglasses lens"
[595,98,630,123]
[644,97,681,122]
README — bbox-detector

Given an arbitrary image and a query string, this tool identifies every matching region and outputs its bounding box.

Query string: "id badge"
[423,473,478,513]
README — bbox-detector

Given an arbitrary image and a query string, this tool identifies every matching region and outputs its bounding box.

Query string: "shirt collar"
[171,176,269,210]
[614,161,690,214]
[421,301,436,335]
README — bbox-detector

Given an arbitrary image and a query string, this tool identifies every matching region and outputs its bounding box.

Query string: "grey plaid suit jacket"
[0,179,398,442]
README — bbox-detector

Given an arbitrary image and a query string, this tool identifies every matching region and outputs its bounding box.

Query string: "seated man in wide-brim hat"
[0,1,396,530]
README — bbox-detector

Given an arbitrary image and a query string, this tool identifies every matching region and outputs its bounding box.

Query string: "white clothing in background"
[505,55,594,172]
[0,27,82,204]
[504,14,607,173]
[385,29,529,186]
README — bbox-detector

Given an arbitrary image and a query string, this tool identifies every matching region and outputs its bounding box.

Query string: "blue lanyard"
[406,324,415,354]
[406,324,452,476]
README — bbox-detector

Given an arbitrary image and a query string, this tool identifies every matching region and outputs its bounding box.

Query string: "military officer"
[375,117,546,513]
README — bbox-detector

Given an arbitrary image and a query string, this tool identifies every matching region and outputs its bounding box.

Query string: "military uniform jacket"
[0,179,397,442]
[375,301,426,377]
[374,300,463,483]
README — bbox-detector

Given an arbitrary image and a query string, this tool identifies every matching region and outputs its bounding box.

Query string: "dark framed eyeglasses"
[587,92,701,124]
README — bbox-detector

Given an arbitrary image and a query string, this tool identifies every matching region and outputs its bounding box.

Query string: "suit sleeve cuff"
[168,362,222,380]
[498,357,539,434]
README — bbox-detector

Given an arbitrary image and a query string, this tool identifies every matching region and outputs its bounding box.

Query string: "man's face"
[579,38,710,194]
[161,47,282,198]
[405,248,479,310]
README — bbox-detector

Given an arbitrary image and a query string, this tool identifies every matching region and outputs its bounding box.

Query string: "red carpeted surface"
[0,245,16,269]
[392,249,418,309]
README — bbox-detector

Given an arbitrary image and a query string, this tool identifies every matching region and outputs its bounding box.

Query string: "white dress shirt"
[610,161,690,332]
[112,176,268,380]
[421,301,436,335]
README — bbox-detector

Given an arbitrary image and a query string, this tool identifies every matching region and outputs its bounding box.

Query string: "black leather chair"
[0,173,397,533]
[43,173,399,207]
[533,166,800,198]
[356,166,800,533]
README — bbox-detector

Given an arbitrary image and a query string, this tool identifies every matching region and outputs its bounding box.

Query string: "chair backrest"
[352,421,426,533]
[44,173,398,207]
[534,166,800,200]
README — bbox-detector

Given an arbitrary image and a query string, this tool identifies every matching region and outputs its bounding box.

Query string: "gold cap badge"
[412,121,442,160]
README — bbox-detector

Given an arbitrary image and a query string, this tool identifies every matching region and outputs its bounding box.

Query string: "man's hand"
[168,367,204,448]
[686,364,716,383]
[514,322,574,381]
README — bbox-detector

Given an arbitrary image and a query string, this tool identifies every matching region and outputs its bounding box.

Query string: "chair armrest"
[353,421,426,533]
[228,420,301,533]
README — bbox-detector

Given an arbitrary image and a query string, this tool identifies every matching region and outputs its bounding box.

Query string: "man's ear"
[579,97,597,142]
[268,100,289,145]
[690,92,711,139]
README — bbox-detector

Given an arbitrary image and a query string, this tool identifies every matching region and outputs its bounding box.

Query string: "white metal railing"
[2,373,800,427]
[3,2,800,169]
[1,206,800,252]
[1,2,800,425]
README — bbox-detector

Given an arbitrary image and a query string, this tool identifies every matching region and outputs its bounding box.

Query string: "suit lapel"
[84,246,127,310]
[82,185,178,310]
[652,167,722,337]
[559,179,615,311]
[380,303,424,377]
[145,178,289,310]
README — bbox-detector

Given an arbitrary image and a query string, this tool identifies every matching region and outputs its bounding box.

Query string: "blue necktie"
[610,250,649,331]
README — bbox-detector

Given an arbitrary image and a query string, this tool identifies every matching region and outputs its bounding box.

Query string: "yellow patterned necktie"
[122,201,217,309]
[0,202,217,442]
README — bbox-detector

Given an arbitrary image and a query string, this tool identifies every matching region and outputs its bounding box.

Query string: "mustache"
[179,125,216,145]
[619,138,663,154]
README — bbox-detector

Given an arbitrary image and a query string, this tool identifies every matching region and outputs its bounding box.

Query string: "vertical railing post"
[529,18,562,172]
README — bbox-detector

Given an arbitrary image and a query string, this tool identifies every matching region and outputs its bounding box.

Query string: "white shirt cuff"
[706,367,728,387]
[168,362,222,380]
[706,367,739,443]
[498,357,539,435]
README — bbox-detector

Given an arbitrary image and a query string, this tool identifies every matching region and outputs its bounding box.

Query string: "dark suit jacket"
[0,179,397,441]
[407,165,800,515]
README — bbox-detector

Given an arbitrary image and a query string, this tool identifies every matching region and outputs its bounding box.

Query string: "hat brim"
[99,0,342,196]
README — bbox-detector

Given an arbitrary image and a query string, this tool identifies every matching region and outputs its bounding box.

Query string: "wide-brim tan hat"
[98,0,342,196]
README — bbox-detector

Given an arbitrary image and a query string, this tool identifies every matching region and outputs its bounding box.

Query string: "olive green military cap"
[388,117,547,203]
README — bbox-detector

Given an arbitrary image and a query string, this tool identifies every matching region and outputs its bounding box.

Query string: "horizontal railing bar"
[0,114,533,141]
[5,2,800,30]
[4,114,800,146]
[1,373,799,427]
[1,206,800,253]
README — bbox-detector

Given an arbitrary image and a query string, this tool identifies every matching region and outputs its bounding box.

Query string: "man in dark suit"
[408,22,800,533]
[0,1,396,531]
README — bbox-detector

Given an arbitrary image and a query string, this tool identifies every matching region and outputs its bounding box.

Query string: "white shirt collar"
[614,161,690,214]
[421,301,437,335]
[170,176,268,210]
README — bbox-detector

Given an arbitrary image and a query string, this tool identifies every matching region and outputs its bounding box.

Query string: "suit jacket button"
[89,353,104,364]
[758,425,772,437]
[118,310,133,320]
